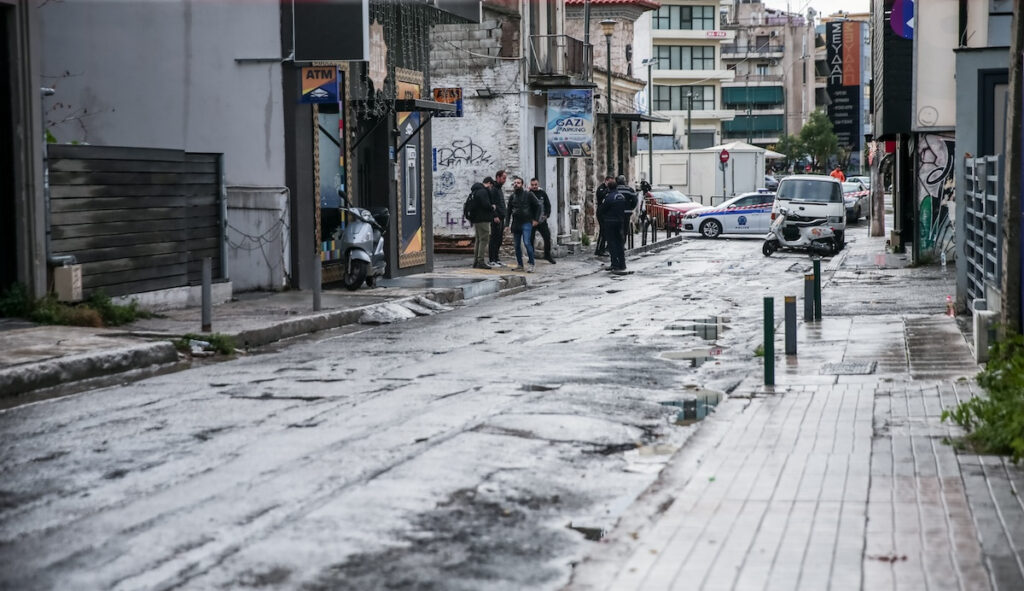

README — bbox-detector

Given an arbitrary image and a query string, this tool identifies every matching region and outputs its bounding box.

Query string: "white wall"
[38,0,286,188]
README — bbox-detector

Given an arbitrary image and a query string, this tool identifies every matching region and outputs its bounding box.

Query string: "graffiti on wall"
[432,131,501,236]
[916,134,955,257]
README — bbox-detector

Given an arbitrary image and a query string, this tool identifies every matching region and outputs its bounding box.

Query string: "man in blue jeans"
[505,176,540,272]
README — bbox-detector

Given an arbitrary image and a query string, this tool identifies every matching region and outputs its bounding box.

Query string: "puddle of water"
[660,347,724,368]
[661,390,722,424]
[567,523,605,541]
[665,316,729,340]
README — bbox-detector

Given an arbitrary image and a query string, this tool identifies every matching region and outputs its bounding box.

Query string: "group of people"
[465,171,641,274]
[465,169,557,272]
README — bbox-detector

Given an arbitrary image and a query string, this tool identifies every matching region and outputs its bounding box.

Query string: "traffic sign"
[719,149,730,164]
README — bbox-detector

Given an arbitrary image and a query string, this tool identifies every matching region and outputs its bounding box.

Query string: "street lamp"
[600,19,615,178]
[641,57,663,186]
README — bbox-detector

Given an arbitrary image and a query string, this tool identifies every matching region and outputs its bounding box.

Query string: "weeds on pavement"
[0,283,152,327]
[942,332,1024,462]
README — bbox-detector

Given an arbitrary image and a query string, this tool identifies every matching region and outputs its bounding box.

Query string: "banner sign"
[826,21,862,168]
[432,88,463,117]
[300,66,339,104]
[546,89,594,158]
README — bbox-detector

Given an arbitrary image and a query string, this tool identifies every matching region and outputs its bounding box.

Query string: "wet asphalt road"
[1,235,835,590]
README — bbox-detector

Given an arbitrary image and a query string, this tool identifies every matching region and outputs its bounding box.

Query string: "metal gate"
[962,156,1003,302]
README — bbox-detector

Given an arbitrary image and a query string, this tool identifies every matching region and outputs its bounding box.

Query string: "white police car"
[681,190,775,238]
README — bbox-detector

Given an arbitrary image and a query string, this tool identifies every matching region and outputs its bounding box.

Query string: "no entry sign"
[719,149,730,164]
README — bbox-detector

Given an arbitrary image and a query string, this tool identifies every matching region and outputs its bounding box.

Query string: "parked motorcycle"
[337,189,389,290]
[762,206,837,257]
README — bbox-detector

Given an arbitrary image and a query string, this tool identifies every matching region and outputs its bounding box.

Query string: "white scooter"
[337,190,389,290]
[762,206,838,257]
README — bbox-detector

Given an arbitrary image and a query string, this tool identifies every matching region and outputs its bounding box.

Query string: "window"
[653,85,715,111]
[689,131,715,149]
[653,45,715,70]
[652,5,715,30]
[756,63,770,76]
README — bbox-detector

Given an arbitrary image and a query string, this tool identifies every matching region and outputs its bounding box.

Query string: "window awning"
[597,113,670,123]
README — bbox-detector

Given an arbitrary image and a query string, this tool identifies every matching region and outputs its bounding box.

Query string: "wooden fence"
[47,145,225,297]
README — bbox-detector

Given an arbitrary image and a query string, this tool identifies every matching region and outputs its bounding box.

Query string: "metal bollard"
[784,296,797,355]
[201,257,212,332]
[812,257,822,320]
[313,257,322,312]
[764,296,774,386]
[804,274,815,321]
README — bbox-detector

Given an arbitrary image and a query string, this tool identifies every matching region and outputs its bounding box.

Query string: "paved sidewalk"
[568,230,1024,590]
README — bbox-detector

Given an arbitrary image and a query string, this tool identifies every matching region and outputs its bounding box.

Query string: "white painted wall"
[38,0,286,188]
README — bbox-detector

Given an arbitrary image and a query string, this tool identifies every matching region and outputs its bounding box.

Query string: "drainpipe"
[217,154,230,281]
[41,87,76,267]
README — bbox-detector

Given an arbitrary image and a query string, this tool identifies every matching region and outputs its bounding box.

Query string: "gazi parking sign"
[546,89,594,158]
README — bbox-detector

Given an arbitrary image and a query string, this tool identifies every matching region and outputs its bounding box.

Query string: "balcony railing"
[721,43,785,55]
[528,35,592,86]
[724,74,783,83]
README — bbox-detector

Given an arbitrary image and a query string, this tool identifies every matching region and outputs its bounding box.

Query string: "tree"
[799,111,839,172]
[772,134,804,172]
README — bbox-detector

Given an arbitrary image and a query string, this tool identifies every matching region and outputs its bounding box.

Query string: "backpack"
[462,191,475,221]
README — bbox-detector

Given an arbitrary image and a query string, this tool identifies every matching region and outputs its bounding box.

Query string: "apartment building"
[639,0,736,150]
[719,0,816,147]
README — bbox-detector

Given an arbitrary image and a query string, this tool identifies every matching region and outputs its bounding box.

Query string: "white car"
[681,191,776,238]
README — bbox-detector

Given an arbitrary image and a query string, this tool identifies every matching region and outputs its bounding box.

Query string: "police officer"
[614,175,638,250]
[597,182,628,274]
[594,176,615,256]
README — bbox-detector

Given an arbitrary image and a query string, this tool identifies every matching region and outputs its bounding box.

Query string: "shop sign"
[299,66,338,104]
[432,88,463,117]
[546,89,594,158]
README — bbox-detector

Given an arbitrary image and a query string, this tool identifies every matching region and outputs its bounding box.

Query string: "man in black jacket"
[594,176,614,256]
[487,169,508,267]
[615,175,639,250]
[528,177,556,264]
[505,175,540,272]
[468,177,497,269]
[597,182,628,273]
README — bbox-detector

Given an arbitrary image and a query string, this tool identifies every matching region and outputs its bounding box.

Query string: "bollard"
[201,257,212,332]
[784,296,797,355]
[804,274,815,321]
[313,257,322,312]
[812,257,822,320]
[764,296,774,386]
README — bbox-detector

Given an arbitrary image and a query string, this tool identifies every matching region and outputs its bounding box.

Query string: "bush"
[0,284,150,328]
[942,332,1024,462]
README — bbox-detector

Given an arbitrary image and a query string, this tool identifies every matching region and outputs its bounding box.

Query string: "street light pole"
[601,19,615,178]
[686,91,692,149]
[642,57,662,185]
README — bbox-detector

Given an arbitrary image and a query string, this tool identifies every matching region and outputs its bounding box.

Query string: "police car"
[681,190,775,238]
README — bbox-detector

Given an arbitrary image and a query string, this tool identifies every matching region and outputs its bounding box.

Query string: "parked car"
[681,191,775,238]
[763,175,779,191]
[842,180,869,223]
[772,175,847,248]
[848,175,870,190]
[645,190,705,232]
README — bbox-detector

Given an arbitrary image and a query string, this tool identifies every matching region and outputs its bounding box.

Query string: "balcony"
[721,43,784,57]
[722,74,783,84]
[528,35,594,89]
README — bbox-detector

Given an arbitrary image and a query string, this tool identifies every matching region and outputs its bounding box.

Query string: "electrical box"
[54,265,83,302]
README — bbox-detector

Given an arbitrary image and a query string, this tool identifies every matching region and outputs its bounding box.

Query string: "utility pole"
[601,20,615,178]
[642,57,662,184]
[686,91,692,149]
[1001,6,1023,336]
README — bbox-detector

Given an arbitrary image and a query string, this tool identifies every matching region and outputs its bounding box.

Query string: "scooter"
[337,189,389,290]
[762,206,837,257]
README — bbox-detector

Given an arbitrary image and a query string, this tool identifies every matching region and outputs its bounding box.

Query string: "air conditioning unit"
[768,59,778,66]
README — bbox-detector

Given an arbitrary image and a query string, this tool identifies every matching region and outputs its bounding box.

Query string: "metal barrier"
[963,156,1003,302]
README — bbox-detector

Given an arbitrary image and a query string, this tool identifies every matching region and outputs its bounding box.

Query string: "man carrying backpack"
[466,177,497,269]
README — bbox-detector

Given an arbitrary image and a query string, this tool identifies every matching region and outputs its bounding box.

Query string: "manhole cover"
[819,361,877,375]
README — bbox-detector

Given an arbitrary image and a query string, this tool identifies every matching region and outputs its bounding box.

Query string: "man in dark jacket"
[488,169,508,267]
[505,175,540,272]
[597,183,628,273]
[615,175,639,249]
[594,176,614,256]
[528,177,556,264]
[468,177,496,269]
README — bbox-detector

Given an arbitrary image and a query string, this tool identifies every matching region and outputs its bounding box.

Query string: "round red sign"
[719,149,730,164]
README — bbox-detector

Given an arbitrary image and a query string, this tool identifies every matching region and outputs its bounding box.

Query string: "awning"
[597,112,670,123]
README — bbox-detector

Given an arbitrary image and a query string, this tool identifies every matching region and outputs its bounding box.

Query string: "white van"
[772,175,847,248]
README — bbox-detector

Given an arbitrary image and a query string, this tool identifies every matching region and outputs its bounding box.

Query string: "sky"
[762,0,871,17]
